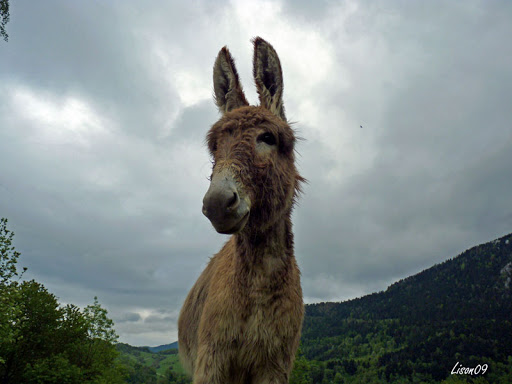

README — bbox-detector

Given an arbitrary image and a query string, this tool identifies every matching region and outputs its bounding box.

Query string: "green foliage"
[0,218,24,367]
[24,354,83,384]
[290,347,313,384]
[0,218,124,383]
[85,296,119,343]
[0,0,8,42]
[0,218,24,284]
[0,280,125,383]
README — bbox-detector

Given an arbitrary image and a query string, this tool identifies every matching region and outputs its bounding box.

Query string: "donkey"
[178,37,305,384]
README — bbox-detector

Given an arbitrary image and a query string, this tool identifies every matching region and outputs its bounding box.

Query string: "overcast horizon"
[1,0,511,346]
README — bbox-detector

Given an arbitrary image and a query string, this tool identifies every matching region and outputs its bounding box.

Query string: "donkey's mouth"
[214,211,250,234]
[202,167,251,235]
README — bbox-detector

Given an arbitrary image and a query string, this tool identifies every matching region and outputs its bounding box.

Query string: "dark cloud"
[118,313,143,323]
[170,100,218,141]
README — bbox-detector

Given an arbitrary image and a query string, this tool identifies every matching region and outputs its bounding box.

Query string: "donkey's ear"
[252,37,286,121]
[213,47,249,114]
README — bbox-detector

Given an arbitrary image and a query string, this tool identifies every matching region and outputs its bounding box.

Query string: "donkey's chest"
[208,252,301,341]
[239,272,300,334]
[239,260,290,309]
[239,284,301,360]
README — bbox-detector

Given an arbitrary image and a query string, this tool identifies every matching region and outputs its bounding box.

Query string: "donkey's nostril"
[227,191,240,210]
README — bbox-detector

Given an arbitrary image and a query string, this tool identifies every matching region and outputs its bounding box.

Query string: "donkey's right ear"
[213,47,249,114]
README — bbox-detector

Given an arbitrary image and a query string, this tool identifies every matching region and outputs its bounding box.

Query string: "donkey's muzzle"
[202,169,250,234]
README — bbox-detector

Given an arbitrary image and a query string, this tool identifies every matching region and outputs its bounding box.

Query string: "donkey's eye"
[257,132,277,146]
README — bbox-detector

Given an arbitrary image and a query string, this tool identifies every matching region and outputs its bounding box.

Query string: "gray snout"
[202,169,250,234]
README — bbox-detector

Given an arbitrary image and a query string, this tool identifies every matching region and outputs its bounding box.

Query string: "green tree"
[290,348,312,384]
[1,280,125,383]
[1,280,65,383]
[0,218,24,284]
[0,218,124,383]
[0,218,24,368]
[84,296,118,343]
[0,0,8,42]
[333,371,344,384]
[0,282,19,365]
[81,297,123,383]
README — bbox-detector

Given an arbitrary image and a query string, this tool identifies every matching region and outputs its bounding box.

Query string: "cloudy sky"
[1,0,511,346]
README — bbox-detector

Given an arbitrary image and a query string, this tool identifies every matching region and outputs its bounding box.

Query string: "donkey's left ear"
[252,37,286,121]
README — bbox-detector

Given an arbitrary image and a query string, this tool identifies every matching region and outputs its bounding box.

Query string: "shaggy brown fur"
[178,37,304,384]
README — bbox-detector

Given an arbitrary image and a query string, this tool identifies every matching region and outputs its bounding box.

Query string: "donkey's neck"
[234,212,294,278]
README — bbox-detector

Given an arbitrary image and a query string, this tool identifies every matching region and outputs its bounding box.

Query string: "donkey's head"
[202,37,303,235]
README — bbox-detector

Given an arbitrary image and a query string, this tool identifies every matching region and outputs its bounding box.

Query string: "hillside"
[146,342,178,353]
[306,233,512,325]
[299,232,512,383]
[118,232,512,383]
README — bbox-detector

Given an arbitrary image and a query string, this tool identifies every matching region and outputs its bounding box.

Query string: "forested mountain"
[148,342,178,353]
[306,233,512,326]
[297,232,512,383]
